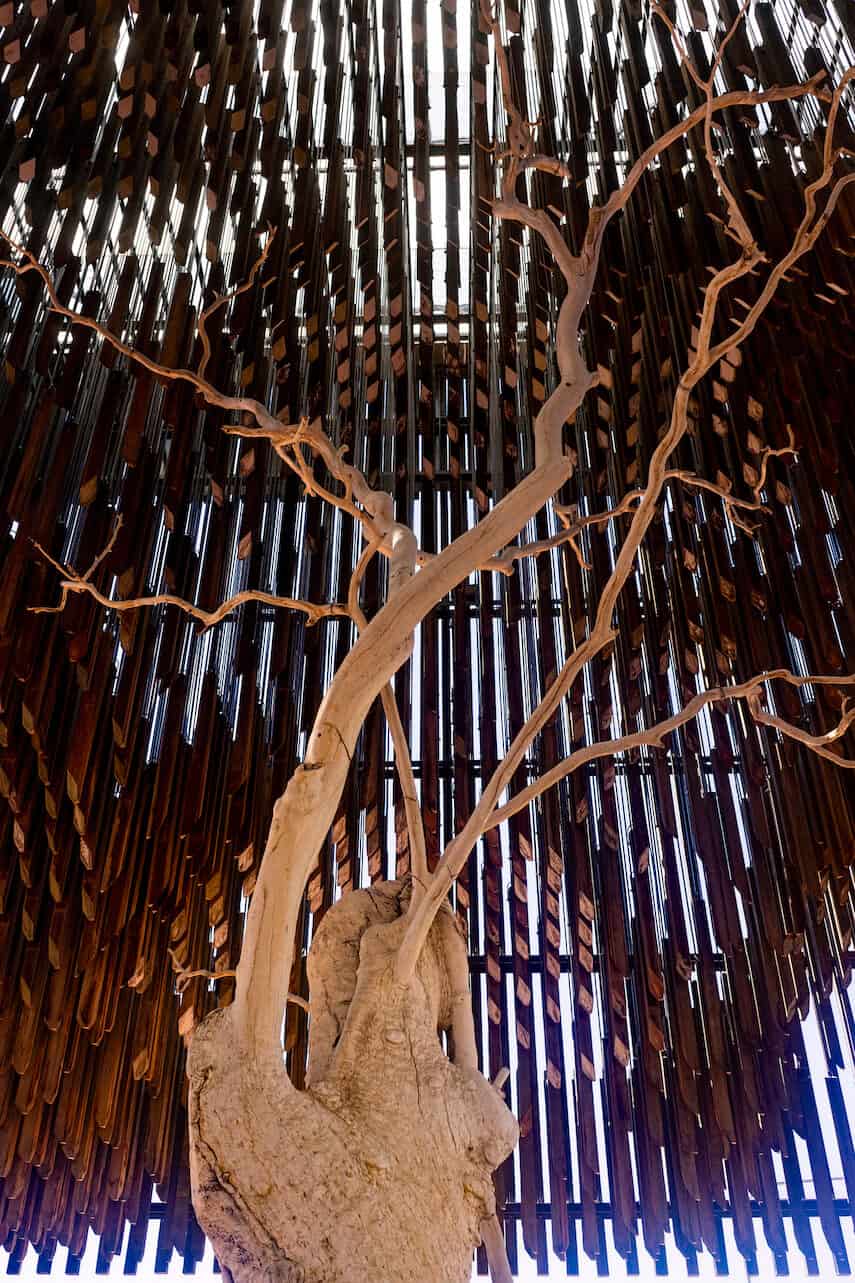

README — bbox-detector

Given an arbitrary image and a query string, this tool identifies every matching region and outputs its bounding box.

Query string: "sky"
[10,1209,855,1282]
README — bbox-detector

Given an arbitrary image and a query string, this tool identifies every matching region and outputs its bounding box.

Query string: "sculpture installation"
[1,1,854,1280]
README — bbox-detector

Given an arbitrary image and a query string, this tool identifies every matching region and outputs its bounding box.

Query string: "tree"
[2,3,854,1280]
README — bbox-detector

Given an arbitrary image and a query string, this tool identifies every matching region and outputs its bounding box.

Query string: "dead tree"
[2,4,854,1281]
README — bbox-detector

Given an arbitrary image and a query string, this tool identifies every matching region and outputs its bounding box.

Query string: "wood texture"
[1,0,855,1275]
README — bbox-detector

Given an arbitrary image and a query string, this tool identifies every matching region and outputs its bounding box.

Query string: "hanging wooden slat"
[1,0,855,1276]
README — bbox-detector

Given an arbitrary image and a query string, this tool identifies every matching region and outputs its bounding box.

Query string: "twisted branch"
[0,228,297,444]
[488,671,855,833]
[197,224,277,380]
[29,519,348,629]
[496,468,773,574]
[348,537,430,903]
[748,424,797,501]
[167,950,310,1010]
[397,5,855,981]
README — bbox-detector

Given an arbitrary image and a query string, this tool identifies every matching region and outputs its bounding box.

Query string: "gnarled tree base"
[187,883,517,1283]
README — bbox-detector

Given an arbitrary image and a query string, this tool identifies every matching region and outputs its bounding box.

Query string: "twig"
[30,532,349,630]
[82,518,124,580]
[652,0,756,253]
[0,229,422,590]
[750,425,797,501]
[169,956,310,1010]
[197,224,277,380]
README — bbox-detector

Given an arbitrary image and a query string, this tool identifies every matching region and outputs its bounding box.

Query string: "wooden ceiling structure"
[1,0,855,1275]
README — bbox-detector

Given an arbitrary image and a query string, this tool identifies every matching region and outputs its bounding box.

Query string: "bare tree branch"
[197,224,277,380]
[4,0,852,1131]
[584,72,837,262]
[487,671,855,832]
[0,229,420,584]
[167,947,310,1010]
[0,228,297,443]
[30,519,349,629]
[748,424,797,501]
[348,536,430,903]
[494,468,774,574]
[396,8,855,983]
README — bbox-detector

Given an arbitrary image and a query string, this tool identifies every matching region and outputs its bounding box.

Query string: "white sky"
[10,1206,855,1282]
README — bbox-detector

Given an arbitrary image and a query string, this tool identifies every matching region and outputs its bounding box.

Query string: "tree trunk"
[187,883,518,1283]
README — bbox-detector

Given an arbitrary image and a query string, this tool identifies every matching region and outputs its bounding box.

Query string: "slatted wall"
[2,0,855,1275]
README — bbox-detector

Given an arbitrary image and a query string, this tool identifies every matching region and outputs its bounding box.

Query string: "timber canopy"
[1,0,855,1277]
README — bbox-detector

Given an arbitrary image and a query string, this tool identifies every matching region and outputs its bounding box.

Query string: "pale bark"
[188,883,517,1283]
[396,41,855,984]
